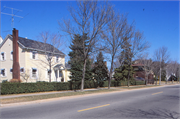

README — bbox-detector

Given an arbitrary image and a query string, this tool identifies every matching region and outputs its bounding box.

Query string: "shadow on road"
[117,108,180,119]
[164,85,180,88]
[166,95,180,100]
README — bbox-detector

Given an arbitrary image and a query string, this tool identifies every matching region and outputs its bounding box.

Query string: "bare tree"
[131,31,150,59]
[59,1,113,91]
[125,31,150,87]
[101,8,150,89]
[153,46,171,83]
[20,69,30,83]
[116,31,150,68]
[101,10,135,89]
[138,53,154,85]
[38,31,64,82]
[154,46,170,64]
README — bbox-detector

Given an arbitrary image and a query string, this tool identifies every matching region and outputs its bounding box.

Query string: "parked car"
[134,77,145,81]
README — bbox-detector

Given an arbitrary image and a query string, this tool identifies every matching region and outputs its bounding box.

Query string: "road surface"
[1,85,179,119]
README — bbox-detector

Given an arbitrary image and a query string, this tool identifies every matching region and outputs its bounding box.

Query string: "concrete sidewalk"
[1,83,179,99]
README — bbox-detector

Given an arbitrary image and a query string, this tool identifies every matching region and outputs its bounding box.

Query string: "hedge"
[0,80,145,95]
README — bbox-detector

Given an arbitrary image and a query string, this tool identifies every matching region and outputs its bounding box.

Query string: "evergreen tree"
[114,37,134,86]
[68,34,93,88]
[68,34,83,83]
[92,52,109,87]
[114,58,134,81]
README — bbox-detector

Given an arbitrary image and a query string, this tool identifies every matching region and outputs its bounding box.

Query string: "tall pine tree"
[68,34,83,86]
[92,52,109,87]
[68,34,93,88]
[114,37,134,86]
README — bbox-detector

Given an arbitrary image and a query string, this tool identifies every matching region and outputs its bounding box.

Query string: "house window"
[20,68,24,73]
[1,52,5,61]
[47,69,51,78]
[11,51,13,60]
[1,69,6,77]
[32,68,37,78]
[32,51,37,59]
[10,68,13,73]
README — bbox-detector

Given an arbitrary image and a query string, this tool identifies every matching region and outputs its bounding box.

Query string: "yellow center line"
[78,104,110,112]
[152,91,163,95]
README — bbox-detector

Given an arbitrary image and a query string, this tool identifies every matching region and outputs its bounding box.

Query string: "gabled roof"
[0,34,65,56]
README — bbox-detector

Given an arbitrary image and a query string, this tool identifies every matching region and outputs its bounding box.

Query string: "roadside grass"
[0,84,175,104]
[120,85,161,89]
[1,89,118,104]
[154,81,180,84]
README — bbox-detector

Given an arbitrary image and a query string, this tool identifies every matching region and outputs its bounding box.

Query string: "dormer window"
[1,52,5,61]
[56,56,59,63]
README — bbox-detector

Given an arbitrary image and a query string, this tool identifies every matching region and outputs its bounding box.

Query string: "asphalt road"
[1,85,180,119]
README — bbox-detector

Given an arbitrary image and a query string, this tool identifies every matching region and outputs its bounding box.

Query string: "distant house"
[0,34,71,83]
[132,63,154,84]
[167,74,177,81]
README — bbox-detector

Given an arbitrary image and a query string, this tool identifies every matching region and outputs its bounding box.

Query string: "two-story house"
[132,63,154,84]
[0,33,70,83]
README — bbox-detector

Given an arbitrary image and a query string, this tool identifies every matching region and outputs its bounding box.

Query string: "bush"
[1,79,146,95]
[2,80,8,83]
[1,82,70,95]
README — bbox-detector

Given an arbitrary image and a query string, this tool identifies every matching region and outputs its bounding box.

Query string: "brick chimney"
[105,61,107,67]
[11,28,20,82]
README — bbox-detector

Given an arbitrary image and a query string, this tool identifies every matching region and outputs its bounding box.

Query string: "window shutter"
[4,52,6,61]
[30,52,32,59]
[5,69,7,77]
[11,51,13,60]
[0,53,1,61]
[36,69,39,80]
[46,69,48,79]
[36,52,38,59]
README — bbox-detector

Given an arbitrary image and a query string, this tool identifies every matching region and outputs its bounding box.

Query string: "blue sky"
[0,1,179,66]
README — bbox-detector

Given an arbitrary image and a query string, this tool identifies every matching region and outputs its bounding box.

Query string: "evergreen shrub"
[1,80,145,95]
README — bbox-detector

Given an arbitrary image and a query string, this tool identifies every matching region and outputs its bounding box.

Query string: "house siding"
[0,36,70,83]
[0,38,25,82]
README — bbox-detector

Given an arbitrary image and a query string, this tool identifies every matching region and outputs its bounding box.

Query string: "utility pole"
[1,6,24,29]
[159,57,161,85]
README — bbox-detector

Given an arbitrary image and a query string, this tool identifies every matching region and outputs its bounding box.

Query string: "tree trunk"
[81,59,87,91]
[156,77,157,85]
[49,65,51,82]
[108,56,114,89]
[127,68,130,87]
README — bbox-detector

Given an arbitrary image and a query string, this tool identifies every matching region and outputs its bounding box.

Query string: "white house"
[0,34,71,83]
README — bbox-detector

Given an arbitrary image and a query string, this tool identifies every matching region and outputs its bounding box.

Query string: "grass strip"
[0,85,166,104]
[1,89,117,104]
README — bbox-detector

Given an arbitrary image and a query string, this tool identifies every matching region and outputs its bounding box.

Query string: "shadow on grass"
[116,108,180,119]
